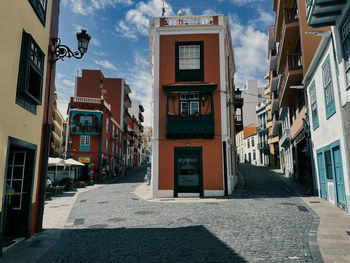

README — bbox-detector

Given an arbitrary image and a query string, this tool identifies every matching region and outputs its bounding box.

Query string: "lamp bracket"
[52,38,84,63]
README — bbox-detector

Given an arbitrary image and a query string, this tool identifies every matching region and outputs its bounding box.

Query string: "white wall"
[243,133,260,165]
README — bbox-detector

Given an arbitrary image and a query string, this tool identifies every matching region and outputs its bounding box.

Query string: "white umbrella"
[48,157,65,182]
[64,159,85,180]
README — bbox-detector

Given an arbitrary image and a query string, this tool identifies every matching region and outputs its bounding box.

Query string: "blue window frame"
[105,138,108,154]
[28,0,47,26]
[79,135,90,152]
[340,12,350,87]
[322,55,336,119]
[309,81,319,130]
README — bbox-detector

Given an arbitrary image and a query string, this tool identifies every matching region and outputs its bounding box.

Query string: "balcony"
[277,7,300,74]
[270,71,279,92]
[266,118,273,128]
[272,91,279,112]
[269,48,277,71]
[280,128,290,148]
[264,86,271,96]
[166,114,214,139]
[139,112,144,123]
[257,124,268,132]
[258,141,270,151]
[268,134,279,144]
[306,0,346,28]
[161,15,217,27]
[268,27,276,51]
[124,94,131,108]
[70,122,99,135]
[278,53,303,107]
[272,115,282,134]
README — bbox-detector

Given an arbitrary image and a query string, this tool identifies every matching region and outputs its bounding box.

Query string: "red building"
[149,13,237,198]
[66,97,123,180]
[66,70,132,177]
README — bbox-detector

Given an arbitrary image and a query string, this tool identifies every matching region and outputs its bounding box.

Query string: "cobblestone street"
[27,164,317,263]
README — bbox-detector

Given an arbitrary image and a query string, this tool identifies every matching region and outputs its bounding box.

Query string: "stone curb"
[273,172,324,263]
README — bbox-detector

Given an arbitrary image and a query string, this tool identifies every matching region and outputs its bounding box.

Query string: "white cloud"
[93,51,108,56]
[250,8,275,27]
[229,0,264,6]
[62,79,75,87]
[94,59,118,71]
[229,14,268,89]
[67,0,132,16]
[90,37,101,46]
[115,0,174,40]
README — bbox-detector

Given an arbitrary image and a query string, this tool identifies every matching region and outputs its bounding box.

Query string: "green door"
[174,147,203,197]
[317,152,327,200]
[332,145,347,209]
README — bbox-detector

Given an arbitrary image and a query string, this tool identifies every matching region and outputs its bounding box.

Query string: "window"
[298,91,305,111]
[112,142,114,155]
[324,150,333,179]
[175,41,204,82]
[322,56,336,118]
[80,135,90,145]
[341,13,350,86]
[251,137,255,147]
[116,145,118,157]
[179,45,200,70]
[248,139,250,148]
[16,30,45,113]
[180,92,200,115]
[309,81,319,130]
[106,118,109,134]
[112,124,115,137]
[28,0,47,26]
[253,150,256,160]
[105,138,108,154]
[80,116,92,124]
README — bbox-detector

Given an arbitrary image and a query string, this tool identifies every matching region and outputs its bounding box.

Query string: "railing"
[72,97,111,112]
[70,122,99,134]
[166,114,214,139]
[279,53,302,100]
[280,128,290,147]
[164,15,214,26]
[258,141,269,150]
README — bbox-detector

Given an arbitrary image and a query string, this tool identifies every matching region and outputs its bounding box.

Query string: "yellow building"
[50,94,65,158]
[0,0,60,241]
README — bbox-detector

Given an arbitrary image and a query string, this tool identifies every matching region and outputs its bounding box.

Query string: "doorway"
[2,137,36,239]
[174,147,203,197]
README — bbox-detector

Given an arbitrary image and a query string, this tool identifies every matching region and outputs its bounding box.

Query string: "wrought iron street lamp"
[234,88,242,101]
[52,29,91,62]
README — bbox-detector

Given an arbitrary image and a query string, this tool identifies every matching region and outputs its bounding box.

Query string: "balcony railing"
[258,141,269,150]
[73,97,111,112]
[278,53,303,101]
[166,114,214,139]
[257,124,267,131]
[164,15,214,26]
[70,122,99,134]
[280,128,290,148]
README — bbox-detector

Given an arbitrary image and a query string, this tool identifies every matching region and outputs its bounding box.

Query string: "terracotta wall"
[158,33,224,190]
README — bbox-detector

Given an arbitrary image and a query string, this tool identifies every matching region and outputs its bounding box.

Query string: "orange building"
[149,13,237,198]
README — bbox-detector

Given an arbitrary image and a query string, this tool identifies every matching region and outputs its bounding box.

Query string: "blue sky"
[56,0,274,126]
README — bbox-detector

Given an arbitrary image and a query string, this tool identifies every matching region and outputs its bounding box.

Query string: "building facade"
[65,97,123,180]
[242,79,265,127]
[0,0,60,242]
[50,93,65,158]
[236,130,244,163]
[271,0,329,192]
[244,133,260,165]
[256,100,270,165]
[74,70,132,176]
[279,107,293,177]
[149,13,237,198]
[306,0,350,212]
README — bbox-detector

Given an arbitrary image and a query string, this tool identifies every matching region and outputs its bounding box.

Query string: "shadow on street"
[37,225,248,263]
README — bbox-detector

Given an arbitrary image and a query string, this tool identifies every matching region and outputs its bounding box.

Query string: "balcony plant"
[181,110,186,118]
[194,111,199,118]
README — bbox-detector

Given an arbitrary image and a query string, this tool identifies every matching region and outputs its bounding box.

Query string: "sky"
[55,0,275,127]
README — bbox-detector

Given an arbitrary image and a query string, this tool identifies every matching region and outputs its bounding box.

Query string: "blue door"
[317,152,327,200]
[332,146,347,209]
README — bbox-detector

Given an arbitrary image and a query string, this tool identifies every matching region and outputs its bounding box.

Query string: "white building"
[306,0,350,212]
[256,99,270,166]
[242,79,265,126]
[304,33,350,212]
[243,133,260,165]
[278,107,293,178]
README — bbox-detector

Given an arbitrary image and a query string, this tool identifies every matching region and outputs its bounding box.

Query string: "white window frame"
[179,45,200,70]
[80,135,91,145]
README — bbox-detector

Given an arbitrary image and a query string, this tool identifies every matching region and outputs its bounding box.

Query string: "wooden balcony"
[306,0,346,28]
[166,114,214,139]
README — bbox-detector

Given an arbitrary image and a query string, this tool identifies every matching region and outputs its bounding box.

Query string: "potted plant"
[181,110,186,118]
[194,111,199,118]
